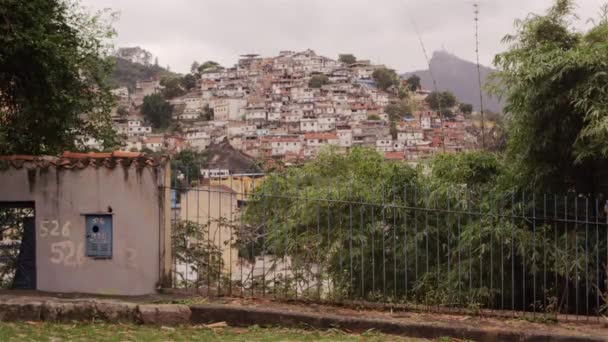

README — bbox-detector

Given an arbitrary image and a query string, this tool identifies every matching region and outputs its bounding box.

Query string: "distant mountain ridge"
[402,51,503,113]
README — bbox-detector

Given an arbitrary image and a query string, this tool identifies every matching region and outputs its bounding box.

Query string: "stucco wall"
[0,164,166,295]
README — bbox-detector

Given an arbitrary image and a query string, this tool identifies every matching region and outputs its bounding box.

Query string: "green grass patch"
[0,322,431,341]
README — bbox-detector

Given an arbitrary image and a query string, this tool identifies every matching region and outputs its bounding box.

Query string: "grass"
[0,322,434,341]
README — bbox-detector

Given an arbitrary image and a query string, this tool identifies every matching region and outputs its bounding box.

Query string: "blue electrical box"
[85,214,113,259]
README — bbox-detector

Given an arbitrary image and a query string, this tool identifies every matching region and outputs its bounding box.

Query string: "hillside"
[107,56,178,91]
[402,51,503,113]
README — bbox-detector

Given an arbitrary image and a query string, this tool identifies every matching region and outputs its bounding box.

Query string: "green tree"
[160,76,186,99]
[181,74,197,91]
[425,91,457,117]
[198,61,221,73]
[200,104,214,121]
[338,54,357,65]
[171,149,208,185]
[492,0,608,193]
[385,99,411,122]
[116,105,129,117]
[190,61,200,75]
[0,0,119,154]
[459,103,473,115]
[406,74,421,91]
[372,67,399,91]
[367,114,381,121]
[308,74,329,88]
[142,94,173,129]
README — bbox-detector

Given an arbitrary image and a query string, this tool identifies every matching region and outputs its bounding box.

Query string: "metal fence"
[169,174,608,321]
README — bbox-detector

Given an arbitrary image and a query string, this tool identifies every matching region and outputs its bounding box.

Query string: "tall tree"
[493,0,608,193]
[372,67,399,91]
[198,61,221,73]
[142,94,173,129]
[458,103,473,115]
[406,74,421,91]
[0,0,118,154]
[338,54,357,65]
[308,74,329,88]
[425,91,457,114]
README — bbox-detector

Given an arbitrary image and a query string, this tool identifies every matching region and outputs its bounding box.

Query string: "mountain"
[402,51,503,113]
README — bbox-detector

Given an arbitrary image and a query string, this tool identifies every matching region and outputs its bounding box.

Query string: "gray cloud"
[82,0,604,74]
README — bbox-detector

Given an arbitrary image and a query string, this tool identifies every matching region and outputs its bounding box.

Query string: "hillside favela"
[1,0,607,341]
[106,48,494,168]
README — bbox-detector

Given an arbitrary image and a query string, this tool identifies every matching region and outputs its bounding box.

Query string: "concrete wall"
[0,164,169,295]
[180,185,239,274]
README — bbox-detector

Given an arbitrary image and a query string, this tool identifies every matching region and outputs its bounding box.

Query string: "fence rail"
[169,174,608,321]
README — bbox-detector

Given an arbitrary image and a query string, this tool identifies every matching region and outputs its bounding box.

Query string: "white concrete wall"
[0,163,168,295]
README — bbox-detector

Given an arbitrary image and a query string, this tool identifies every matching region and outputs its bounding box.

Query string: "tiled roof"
[0,151,165,170]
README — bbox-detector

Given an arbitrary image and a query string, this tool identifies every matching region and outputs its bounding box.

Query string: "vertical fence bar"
[457,189,462,307]
[185,169,189,287]
[382,182,386,300]
[272,175,278,298]
[261,178,267,297]
[360,191,365,298]
[229,176,233,296]
[207,169,212,296]
[543,194,547,311]
[522,192,526,314]
[218,177,223,295]
[371,197,376,297]
[532,193,536,317]
[305,176,310,296]
[404,184,408,299]
[575,195,579,318]
[425,186,429,309]
[414,186,419,289]
[326,177,331,298]
[500,195,504,310]
[595,198,600,320]
[349,177,354,298]
[490,192,494,308]
[585,197,589,318]
[511,192,515,314]
[196,170,201,288]
[316,176,322,299]
[554,194,558,311]
[392,182,397,299]
[565,195,569,320]
[447,188,451,304]
[293,174,300,299]
[240,176,245,296]
[468,189,472,299]
[479,191,484,296]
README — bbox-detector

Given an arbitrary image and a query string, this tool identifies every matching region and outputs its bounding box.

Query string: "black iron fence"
[169,174,608,321]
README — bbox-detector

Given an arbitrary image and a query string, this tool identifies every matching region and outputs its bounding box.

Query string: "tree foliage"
[308,74,329,88]
[372,67,399,91]
[459,103,473,115]
[142,94,173,129]
[492,0,608,193]
[425,91,457,112]
[338,54,357,65]
[0,0,119,154]
[385,99,412,122]
[406,74,421,91]
[160,76,186,99]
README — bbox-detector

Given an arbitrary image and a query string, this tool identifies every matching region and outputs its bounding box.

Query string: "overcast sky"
[82,0,603,74]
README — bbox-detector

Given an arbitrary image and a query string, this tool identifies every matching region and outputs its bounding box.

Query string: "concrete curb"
[190,304,606,342]
[0,297,604,341]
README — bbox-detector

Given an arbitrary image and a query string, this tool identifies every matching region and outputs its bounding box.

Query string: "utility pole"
[474,3,486,149]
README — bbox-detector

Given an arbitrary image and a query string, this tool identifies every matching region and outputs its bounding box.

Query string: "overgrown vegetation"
[0,0,119,154]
